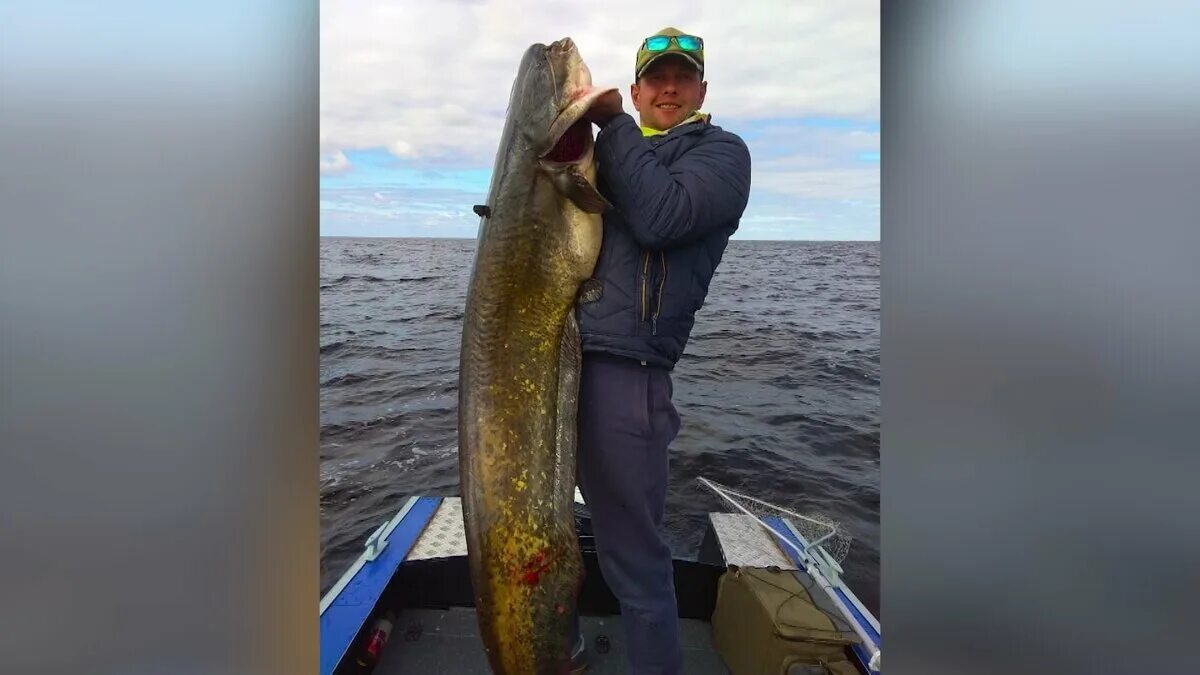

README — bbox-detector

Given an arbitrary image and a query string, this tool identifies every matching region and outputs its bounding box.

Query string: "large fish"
[458,38,615,675]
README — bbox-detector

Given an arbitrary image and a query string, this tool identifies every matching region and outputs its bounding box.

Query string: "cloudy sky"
[321,0,878,240]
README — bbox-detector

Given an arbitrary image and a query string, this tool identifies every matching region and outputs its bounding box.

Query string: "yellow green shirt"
[640,111,711,137]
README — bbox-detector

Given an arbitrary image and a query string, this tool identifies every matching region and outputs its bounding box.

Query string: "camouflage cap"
[635,27,704,80]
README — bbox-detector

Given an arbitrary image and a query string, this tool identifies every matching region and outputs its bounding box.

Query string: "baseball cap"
[635,27,704,80]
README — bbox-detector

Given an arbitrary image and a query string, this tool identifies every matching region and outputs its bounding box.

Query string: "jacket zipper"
[639,250,651,326]
[652,251,667,335]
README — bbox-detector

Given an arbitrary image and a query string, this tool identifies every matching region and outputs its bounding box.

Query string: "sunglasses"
[642,34,703,52]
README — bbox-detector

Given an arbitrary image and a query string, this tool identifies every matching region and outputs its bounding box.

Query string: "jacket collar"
[640,111,712,138]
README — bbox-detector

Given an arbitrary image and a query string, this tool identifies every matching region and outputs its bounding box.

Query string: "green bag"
[711,566,863,675]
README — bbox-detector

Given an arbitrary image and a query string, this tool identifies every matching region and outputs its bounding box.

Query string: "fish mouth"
[541,85,618,164]
[543,119,592,164]
[547,37,576,53]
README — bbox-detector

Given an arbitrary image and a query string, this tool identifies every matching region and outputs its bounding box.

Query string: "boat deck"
[373,608,729,674]
[321,495,879,674]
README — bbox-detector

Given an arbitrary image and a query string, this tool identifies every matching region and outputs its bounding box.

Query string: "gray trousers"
[576,353,683,675]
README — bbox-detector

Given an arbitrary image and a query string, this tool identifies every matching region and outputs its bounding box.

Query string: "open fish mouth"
[540,85,617,163]
[546,37,576,54]
[544,119,592,164]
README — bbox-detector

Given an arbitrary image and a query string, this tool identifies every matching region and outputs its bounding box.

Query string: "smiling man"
[573,27,752,675]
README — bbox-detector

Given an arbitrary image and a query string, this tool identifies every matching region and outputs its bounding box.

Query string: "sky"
[321,0,879,241]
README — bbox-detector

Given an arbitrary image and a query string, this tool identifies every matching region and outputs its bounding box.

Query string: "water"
[320,237,880,614]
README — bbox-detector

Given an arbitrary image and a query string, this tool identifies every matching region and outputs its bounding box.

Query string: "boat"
[319,479,881,674]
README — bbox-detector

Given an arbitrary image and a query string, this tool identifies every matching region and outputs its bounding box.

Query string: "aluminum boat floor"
[374,608,730,674]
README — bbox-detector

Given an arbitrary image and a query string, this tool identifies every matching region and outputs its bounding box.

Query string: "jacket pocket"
[652,250,667,335]
[638,250,651,327]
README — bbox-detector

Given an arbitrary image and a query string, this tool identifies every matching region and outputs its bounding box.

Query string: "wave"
[320,274,445,290]
[319,343,436,359]
[321,372,374,387]
[318,236,880,613]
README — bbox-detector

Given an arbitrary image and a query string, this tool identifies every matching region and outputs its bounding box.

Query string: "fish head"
[510,38,618,164]
[546,38,590,97]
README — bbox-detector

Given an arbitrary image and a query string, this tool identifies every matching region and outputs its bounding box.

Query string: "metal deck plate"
[708,513,798,570]
[406,499,797,570]
[406,497,468,561]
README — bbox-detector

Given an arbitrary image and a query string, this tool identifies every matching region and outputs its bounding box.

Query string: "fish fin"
[542,163,612,214]
[577,278,603,305]
[554,311,582,519]
[563,170,612,214]
[555,313,588,654]
[473,204,491,218]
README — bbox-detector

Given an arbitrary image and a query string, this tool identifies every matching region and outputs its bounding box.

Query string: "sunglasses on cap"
[642,34,704,52]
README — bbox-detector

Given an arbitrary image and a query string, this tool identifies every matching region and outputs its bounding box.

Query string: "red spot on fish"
[555,603,566,615]
[518,550,554,586]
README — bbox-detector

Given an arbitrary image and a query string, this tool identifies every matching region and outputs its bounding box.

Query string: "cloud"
[321,0,878,162]
[752,166,879,201]
[320,149,351,175]
[734,119,880,202]
[322,185,484,237]
[320,0,879,239]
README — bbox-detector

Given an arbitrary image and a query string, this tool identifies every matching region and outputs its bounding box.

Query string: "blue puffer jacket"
[576,112,752,370]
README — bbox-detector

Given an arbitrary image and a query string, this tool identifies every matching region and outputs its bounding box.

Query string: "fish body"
[458,38,615,675]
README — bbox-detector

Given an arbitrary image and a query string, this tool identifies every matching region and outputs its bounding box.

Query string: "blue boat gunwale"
[763,514,881,674]
[319,495,443,675]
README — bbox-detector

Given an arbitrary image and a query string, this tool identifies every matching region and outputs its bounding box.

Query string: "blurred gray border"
[883,2,1199,673]
[1,2,319,674]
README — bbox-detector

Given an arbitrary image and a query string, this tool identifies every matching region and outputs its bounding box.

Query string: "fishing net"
[699,476,880,672]
[698,477,852,566]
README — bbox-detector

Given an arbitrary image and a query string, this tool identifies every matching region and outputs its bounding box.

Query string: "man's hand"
[584,89,624,127]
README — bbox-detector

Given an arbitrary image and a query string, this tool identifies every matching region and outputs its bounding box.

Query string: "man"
[571,27,752,674]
